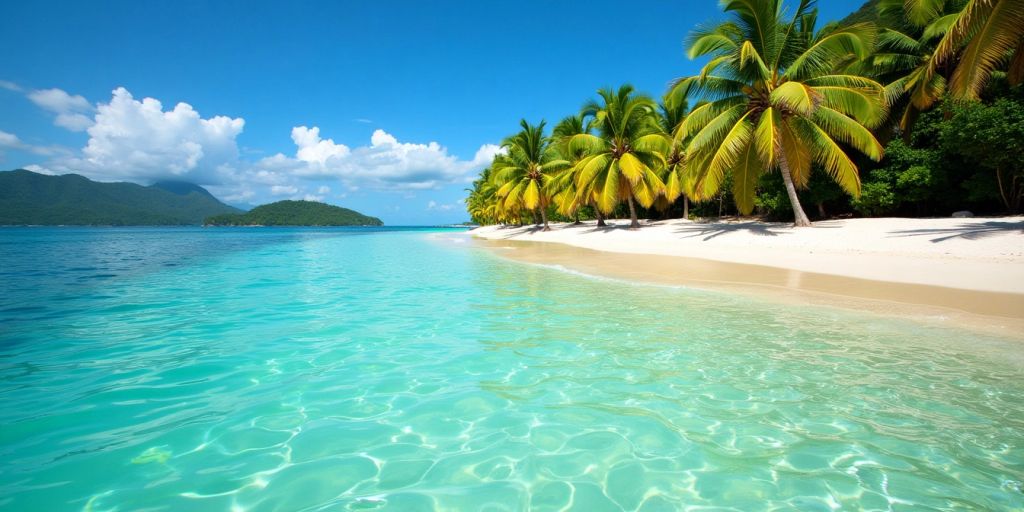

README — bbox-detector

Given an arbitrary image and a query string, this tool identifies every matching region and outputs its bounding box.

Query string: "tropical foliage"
[671,0,886,226]
[465,0,1024,226]
[570,86,670,229]
[489,120,569,231]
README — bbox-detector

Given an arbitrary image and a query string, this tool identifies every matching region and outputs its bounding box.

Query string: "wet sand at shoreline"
[469,234,1024,340]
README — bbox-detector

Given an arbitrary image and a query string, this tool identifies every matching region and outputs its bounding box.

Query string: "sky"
[0,0,866,225]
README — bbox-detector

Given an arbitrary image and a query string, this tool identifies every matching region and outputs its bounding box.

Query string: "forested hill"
[0,169,242,225]
[204,200,383,226]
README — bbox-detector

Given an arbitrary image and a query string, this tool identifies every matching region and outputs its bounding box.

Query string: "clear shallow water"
[1,227,1022,511]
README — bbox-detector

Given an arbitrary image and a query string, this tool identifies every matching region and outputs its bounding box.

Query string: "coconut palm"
[491,120,568,231]
[569,85,670,229]
[853,1,955,134]
[545,114,596,225]
[923,0,1024,100]
[672,0,886,226]
[467,166,505,225]
[657,91,693,219]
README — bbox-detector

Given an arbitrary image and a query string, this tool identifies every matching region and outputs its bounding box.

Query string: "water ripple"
[0,227,1022,511]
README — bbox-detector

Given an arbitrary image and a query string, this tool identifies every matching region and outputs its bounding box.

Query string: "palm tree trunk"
[573,212,581,225]
[683,196,689,220]
[539,206,550,231]
[779,151,812,227]
[627,196,640,229]
[595,208,607,227]
[532,209,541,227]
[996,167,1012,212]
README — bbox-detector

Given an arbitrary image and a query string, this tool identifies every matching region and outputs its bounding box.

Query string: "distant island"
[0,169,241,225]
[204,200,383,226]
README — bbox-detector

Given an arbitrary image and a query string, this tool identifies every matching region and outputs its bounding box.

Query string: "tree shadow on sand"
[673,221,800,241]
[889,220,1024,243]
[489,225,547,239]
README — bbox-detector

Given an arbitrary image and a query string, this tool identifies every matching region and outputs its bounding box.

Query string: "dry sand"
[469,216,1024,336]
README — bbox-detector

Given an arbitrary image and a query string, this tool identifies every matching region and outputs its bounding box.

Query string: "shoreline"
[469,217,1024,338]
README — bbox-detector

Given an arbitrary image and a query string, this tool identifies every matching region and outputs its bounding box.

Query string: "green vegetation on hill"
[0,169,242,225]
[204,200,383,226]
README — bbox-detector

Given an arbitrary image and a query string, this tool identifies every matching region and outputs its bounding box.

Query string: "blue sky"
[0,0,866,224]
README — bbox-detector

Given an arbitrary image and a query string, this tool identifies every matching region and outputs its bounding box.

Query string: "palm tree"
[546,114,595,225]
[672,0,886,226]
[569,85,670,229]
[658,91,693,219]
[923,0,1024,100]
[856,0,959,135]
[466,172,496,225]
[491,120,568,231]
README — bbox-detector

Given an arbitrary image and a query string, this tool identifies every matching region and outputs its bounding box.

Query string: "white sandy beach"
[472,216,1024,295]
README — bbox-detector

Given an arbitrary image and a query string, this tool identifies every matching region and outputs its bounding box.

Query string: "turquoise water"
[1,227,1022,511]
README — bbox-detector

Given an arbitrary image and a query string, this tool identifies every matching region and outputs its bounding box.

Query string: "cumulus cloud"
[292,126,350,167]
[263,127,501,191]
[28,88,95,131]
[20,85,499,213]
[52,87,245,184]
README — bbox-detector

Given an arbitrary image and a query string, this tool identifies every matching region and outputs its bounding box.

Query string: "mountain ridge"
[0,169,242,225]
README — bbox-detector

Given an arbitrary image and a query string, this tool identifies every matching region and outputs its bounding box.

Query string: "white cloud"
[24,164,56,175]
[55,113,94,131]
[19,86,499,214]
[53,87,245,183]
[28,88,95,132]
[270,185,299,195]
[0,129,66,157]
[302,194,324,202]
[426,200,454,211]
[28,88,91,112]
[0,130,20,148]
[292,126,350,167]
[0,80,22,92]
[263,127,501,191]
[214,186,254,204]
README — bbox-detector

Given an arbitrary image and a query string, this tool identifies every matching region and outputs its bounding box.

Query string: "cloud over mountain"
[21,86,497,206]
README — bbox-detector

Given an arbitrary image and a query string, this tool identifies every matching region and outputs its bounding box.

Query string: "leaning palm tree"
[672,0,886,226]
[491,120,568,231]
[569,85,670,229]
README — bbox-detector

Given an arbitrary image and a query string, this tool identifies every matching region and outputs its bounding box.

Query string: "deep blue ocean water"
[1,227,1022,511]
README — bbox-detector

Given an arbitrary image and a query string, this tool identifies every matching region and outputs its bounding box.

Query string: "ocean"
[1,227,1021,510]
